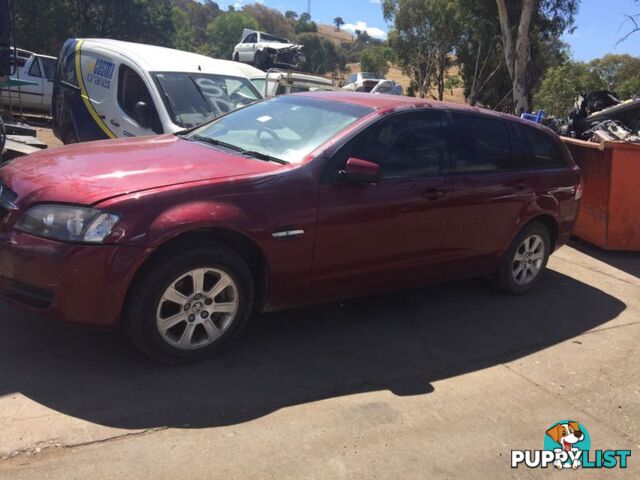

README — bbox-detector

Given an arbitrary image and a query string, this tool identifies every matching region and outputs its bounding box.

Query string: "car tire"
[233,53,239,62]
[63,128,79,145]
[494,221,551,295]
[124,244,255,364]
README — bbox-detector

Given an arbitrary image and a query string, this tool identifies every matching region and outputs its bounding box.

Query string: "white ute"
[0,47,56,113]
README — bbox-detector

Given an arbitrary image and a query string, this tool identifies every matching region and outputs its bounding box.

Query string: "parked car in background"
[232,29,304,69]
[52,38,263,144]
[252,70,336,97]
[342,72,386,92]
[0,47,56,113]
[370,79,403,96]
[0,92,581,363]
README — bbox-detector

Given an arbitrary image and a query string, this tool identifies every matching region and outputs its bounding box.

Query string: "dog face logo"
[545,421,589,469]
[546,421,585,452]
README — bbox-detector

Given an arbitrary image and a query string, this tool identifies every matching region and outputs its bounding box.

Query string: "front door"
[312,109,453,300]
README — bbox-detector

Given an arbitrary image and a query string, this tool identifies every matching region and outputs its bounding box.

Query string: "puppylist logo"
[511,420,631,470]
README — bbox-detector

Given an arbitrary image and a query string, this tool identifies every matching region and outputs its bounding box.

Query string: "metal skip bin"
[562,137,640,251]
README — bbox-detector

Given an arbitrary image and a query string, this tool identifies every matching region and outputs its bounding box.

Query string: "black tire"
[124,244,255,364]
[494,221,551,295]
[63,128,79,145]
[233,53,239,62]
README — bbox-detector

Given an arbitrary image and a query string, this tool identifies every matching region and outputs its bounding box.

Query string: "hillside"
[346,62,466,104]
[317,24,354,46]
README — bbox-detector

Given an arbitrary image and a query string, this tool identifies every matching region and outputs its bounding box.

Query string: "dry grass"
[346,62,467,104]
[316,24,354,46]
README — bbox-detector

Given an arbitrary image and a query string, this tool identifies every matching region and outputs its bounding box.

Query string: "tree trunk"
[495,0,535,114]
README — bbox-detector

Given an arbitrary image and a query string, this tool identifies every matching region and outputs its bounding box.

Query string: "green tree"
[172,6,197,52]
[495,0,578,113]
[588,54,640,92]
[205,12,259,59]
[295,13,318,34]
[534,62,603,116]
[285,10,299,21]
[360,46,395,75]
[14,0,175,55]
[297,33,346,74]
[617,77,640,99]
[383,0,461,99]
[334,17,345,31]
[242,4,294,39]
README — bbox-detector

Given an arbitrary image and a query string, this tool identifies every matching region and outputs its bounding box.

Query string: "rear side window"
[517,124,566,168]
[28,59,42,77]
[449,113,512,172]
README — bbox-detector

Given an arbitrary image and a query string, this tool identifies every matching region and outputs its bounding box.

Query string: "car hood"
[0,134,284,206]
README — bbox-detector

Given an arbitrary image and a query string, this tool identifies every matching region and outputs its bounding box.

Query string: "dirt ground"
[0,241,638,479]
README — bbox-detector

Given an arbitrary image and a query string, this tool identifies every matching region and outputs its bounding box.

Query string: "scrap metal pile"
[544,90,640,143]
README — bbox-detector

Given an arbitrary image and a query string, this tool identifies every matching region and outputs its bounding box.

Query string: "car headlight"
[16,205,120,243]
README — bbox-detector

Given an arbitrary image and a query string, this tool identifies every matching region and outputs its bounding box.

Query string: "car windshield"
[361,72,383,80]
[152,72,262,128]
[186,95,373,164]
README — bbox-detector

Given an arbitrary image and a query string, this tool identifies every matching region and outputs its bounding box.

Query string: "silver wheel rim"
[156,268,239,350]
[512,234,545,286]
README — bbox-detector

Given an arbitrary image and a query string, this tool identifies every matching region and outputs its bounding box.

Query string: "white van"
[52,39,264,144]
[0,47,56,113]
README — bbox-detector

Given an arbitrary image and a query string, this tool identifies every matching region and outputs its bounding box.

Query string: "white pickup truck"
[0,48,56,113]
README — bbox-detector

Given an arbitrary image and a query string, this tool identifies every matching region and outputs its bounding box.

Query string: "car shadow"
[0,270,626,430]
[569,238,640,279]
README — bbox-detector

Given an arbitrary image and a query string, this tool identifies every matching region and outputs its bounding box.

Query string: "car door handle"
[421,187,450,201]
[110,119,120,127]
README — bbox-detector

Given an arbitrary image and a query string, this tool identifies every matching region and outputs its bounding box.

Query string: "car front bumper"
[0,231,151,328]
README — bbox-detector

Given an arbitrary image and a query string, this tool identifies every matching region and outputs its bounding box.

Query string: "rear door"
[441,112,534,275]
[312,109,453,299]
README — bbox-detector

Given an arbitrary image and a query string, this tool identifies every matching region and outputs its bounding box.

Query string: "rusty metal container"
[562,137,640,251]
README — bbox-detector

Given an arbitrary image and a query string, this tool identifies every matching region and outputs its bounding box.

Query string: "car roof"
[296,91,548,128]
[78,38,261,78]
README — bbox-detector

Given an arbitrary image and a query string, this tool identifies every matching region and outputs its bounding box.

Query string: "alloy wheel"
[156,268,239,350]
[511,234,546,286]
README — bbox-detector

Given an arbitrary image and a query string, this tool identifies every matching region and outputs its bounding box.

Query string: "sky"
[214,0,640,61]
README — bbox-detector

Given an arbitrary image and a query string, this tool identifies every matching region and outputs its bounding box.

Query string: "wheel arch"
[122,227,270,327]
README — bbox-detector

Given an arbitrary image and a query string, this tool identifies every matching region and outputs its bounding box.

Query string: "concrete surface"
[0,241,638,479]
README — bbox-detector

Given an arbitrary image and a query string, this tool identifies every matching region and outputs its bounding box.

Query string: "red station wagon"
[0,93,581,362]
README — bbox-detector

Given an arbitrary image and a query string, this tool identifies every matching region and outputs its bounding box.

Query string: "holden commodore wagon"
[0,92,581,362]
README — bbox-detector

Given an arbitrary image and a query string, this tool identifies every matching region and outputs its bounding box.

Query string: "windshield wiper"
[190,135,289,165]
[239,149,289,165]
[190,135,245,153]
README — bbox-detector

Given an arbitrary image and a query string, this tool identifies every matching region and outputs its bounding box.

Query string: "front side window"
[338,110,446,178]
[449,113,512,172]
[154,72,261,128]
[118,64,161,132]
[517,124,566,169]
[243,33,258,43]
[187,95,373,164]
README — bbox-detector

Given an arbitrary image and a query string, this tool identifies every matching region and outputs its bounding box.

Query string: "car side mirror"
[134,101,153,129]
[338,157,381,183]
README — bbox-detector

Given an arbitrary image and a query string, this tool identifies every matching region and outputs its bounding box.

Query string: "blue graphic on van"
[87,58,115,89]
